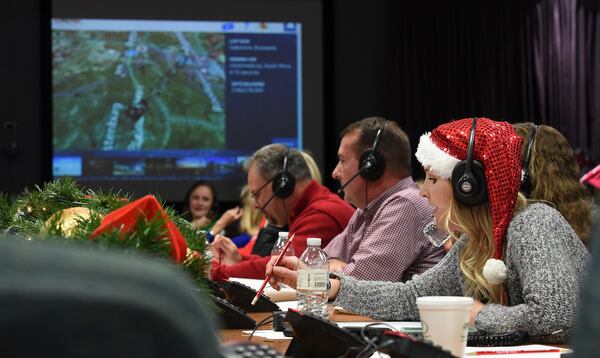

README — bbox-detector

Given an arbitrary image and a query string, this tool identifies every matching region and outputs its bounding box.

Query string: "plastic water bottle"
[297,238,329,318]
[271,231,295,257]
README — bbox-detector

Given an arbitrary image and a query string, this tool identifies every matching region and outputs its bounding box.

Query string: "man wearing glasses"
[210,144,355,281]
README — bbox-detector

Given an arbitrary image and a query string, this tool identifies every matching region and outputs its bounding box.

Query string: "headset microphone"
[336,169,363,195]
[336,120,390,195]
[259,181,285,213]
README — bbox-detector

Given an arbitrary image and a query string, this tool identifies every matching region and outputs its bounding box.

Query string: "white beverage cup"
[416,296,473,357]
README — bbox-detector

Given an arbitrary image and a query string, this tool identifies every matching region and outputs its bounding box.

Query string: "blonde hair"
[513,123,593,243]
[440,190,527,304]
[300,150,322,184]
[238,185,261,236]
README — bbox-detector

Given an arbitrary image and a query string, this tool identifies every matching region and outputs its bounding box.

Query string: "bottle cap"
[278,231,289,238]
[306,238,321,246]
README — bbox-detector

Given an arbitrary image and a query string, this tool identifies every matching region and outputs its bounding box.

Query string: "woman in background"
[209,185,262,249]
[300,150,322,184]
[186,181,218,231]
[513,123,594,244]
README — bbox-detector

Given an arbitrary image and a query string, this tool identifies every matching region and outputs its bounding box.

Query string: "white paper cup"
[416,296,473,357]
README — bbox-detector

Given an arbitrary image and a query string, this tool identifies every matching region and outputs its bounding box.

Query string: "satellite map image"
[52,29,226,151]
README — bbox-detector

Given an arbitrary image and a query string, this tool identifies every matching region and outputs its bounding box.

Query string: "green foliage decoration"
[0,177,209,289]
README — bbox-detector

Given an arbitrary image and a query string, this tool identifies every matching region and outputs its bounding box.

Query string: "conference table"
[217,279,570,357]
[220,305,374,354]
[219,305,570,357]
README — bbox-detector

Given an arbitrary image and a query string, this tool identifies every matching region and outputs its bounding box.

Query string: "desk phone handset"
[283,308,454,358]
[211,295,256,329]
[217,280,280,313]
[220,342,284,358]
[208,280,280,329]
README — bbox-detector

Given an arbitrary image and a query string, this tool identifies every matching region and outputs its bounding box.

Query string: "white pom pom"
[482,259,507,284]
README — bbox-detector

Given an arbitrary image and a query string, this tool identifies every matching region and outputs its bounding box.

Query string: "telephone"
[360,325,528,347]
[216,280,280,313]
[467,330,528,346]
[220,342,284,358]
[283,309,454,358]
[211,295,256,329]
[284,308,364,357]
[208,280,280,329]
[207,279,226,299]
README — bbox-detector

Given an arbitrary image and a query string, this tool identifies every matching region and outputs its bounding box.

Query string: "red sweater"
[211,180,355,281]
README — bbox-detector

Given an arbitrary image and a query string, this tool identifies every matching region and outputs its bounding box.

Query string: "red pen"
[251,233,295,305]
[468,348,564,355]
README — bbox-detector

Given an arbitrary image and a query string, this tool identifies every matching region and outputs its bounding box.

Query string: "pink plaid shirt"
[324,177,445,282]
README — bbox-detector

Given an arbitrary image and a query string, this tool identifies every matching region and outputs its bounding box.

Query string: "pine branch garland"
[1,177,209,292]
[0,193,14,230]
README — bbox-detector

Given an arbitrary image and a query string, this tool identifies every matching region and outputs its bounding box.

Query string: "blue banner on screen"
[51,19,302,182]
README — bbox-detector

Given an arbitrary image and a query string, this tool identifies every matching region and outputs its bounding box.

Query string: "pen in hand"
[251,233,295,305]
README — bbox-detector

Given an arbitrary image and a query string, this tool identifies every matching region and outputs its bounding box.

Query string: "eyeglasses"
[250,178,274,201]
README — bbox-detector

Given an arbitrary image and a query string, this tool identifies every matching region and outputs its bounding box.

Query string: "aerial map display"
[53,26,226,152]
[51,19,302,199]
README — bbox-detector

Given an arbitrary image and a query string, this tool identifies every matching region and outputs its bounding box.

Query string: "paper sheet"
[276,300,298,311]
[241,329,293,340]
[228,277,298,302]
[336,321,422,331]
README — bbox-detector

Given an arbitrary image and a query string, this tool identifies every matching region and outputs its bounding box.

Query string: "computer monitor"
[50,0,323,202]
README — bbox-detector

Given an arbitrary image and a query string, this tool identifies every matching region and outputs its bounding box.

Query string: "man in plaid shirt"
[324,117,444,282]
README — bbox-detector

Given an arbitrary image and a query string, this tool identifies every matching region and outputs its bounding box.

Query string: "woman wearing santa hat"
[267,117,589,343]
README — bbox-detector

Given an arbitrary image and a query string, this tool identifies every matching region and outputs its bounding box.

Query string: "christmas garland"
[0,177,208,287]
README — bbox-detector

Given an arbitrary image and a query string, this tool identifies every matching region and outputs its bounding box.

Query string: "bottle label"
[297,269,329,291]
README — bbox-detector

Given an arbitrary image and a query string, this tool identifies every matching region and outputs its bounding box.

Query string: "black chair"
[573,216,600,358]
[0,237,220,358]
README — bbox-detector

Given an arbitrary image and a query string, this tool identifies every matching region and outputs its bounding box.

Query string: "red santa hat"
[581,164,600,189]
[416,118,523,282]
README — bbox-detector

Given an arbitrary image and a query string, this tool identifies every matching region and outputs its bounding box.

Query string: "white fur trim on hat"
[415,132,460,179]
[482,258,507,284]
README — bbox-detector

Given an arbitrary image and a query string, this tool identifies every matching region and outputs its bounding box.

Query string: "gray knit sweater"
[333,203,590,343]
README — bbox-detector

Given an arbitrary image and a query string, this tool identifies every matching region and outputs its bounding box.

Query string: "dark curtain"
[387,0,599,177]
[526,0,600,166]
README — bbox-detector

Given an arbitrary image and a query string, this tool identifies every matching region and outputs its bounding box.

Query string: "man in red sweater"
[211,144,355,281]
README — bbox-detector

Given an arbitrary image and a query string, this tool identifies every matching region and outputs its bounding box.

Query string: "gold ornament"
[44,207,95,237]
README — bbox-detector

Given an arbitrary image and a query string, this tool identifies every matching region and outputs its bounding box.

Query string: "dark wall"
[323,0,401,189]
[324,0,538,185]
[0,0,48,197]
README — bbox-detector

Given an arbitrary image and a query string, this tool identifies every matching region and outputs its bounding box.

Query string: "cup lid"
[416,296,473,308]
[278,231,289,237]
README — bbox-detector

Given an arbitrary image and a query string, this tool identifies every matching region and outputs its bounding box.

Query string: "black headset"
[451,117,488,206]
[358,120,389,181]
[520,124,537,197]
[270,148,296,199]
[337,120,390,194]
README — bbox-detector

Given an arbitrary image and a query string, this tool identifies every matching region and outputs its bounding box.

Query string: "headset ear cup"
[271,172,296,199]
[359,150,386,181]
[451,160,488,206]
[520,170,532,198]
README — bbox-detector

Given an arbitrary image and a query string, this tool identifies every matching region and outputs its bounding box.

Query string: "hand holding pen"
[252,233,295,305]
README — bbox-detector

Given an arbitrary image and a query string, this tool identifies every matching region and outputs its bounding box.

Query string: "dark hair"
[185,181,218,219]
[340,117,412,175]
